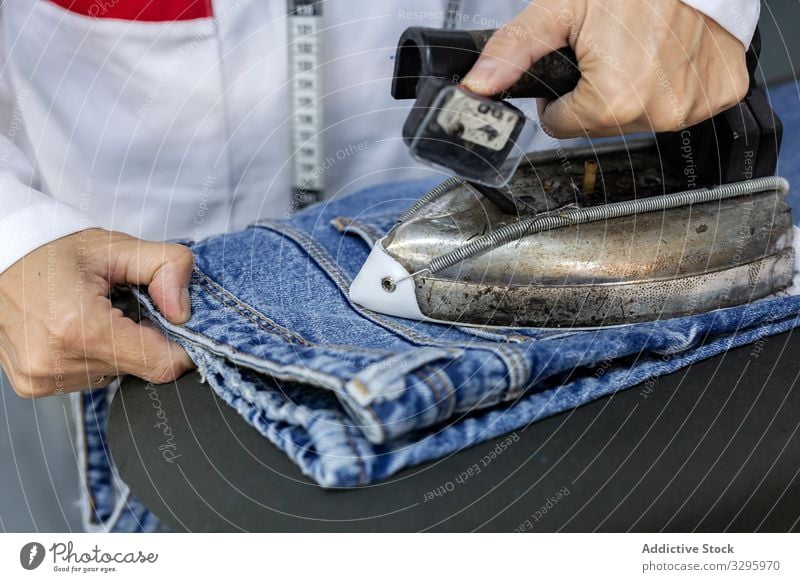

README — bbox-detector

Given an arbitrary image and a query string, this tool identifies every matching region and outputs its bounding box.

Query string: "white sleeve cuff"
[681,0,761,47]
[0,200,98,274]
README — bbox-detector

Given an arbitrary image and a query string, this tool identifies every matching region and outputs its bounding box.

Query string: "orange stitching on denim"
[347,378,370,396]
[329,216,352,231]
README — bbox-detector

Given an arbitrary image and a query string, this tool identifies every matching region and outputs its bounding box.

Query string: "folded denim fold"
[125,179,800,488]
[73,387,162,533]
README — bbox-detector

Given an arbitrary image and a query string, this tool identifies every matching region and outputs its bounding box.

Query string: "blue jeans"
[124,179,800,489]
[77,178,800,531]
[79,81,800,531]
[74,387,163,533]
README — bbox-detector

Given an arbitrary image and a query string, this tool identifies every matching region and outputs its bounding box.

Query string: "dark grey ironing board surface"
[109,328,800,532]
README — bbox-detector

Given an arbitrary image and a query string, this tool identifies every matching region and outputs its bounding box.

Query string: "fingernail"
[463,58,499,94]
[180,287,191,321]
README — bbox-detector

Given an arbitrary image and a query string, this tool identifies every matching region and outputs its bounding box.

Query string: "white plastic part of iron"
[349,239,426,321]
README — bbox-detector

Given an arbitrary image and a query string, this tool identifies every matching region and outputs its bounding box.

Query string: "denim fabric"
[74,387,161,533]
[77,80,800,530]
[121,178,800,489]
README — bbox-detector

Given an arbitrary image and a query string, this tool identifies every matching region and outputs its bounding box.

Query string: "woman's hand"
[0,229,195,397]
[463,0,750,138]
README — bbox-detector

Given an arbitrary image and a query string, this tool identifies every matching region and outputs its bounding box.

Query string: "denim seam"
[253,220,535,418]
[492,345,521,399]
[504,347,532,401]
[426,366,448,421]
[329,216,351,232]
[332,216,385,246]
[455,325,526,343]
[506,344,530,394]
[190,348,368,485]
[423,364,457,421]
[432,365,456,421]
[336,378,389,444]
[497,346,517,396]
[76,391,100,528]
[76,386,133,533]
[252,221,450,345]
[192,270,311,346]
[84,389,113,529]
[132,288,349,391]
[414,368,444,424]
[437,368,458,419]
[342,422,368,485]
[187,274,397,358]
[252,220,528,360]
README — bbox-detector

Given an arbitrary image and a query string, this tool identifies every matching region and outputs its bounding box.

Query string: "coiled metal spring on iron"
[392,176,790,287]
[395,176,463,225]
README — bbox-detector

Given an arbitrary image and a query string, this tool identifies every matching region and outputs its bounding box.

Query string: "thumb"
[462,1,576,95]
[538,81,598,138]
[107,235,195,325]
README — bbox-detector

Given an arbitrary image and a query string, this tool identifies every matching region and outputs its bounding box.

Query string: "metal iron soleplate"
[354,141,795,328]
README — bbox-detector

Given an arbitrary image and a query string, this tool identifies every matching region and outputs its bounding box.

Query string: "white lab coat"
[0,0,759,273]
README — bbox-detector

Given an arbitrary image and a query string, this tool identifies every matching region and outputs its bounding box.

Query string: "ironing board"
[108,328,800,532]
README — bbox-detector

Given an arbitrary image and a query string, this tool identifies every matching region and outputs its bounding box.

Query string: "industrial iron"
[349,27,794,327]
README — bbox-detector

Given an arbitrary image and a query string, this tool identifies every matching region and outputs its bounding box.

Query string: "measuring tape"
[287,0,324,208]
[443,0,462,29]
[286,0,462,208]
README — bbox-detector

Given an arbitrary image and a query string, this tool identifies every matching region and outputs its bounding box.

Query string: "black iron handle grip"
[392,27,580,101]
[465,30,579,99]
